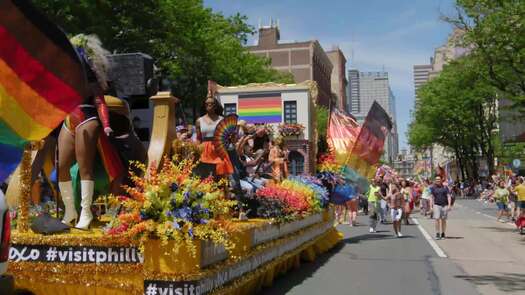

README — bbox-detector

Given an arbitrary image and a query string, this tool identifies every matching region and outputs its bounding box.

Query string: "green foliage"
[408,55,499,179]
[315,106,329,154]
[450,0,525,107]
[34,0,293,110]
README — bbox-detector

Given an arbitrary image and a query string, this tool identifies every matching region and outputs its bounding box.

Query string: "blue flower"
[188,227,193,238]
[170,183,179,192]
[172,220,181,230]
[140,210,148,220]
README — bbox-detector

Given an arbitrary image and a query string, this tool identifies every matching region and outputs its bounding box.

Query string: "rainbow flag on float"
[0,0,87,182]
[238,93,282,124]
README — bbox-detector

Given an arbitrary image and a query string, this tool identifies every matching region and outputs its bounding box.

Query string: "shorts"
[496,202,508,211]
[433,205,448,220]
[390,208,403,221]
[518,200,525,209]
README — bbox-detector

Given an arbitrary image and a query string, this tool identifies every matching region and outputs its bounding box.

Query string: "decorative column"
[147,91,177,173]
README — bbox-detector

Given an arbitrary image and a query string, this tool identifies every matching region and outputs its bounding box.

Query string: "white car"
[0,189,14,294]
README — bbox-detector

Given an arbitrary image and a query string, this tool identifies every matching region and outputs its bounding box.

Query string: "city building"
[347,69,359,114]
[413,64,432,99]
[392,149,416,179]
[326,47,348,109]
[347,70,399,163]
[247,23,333,107]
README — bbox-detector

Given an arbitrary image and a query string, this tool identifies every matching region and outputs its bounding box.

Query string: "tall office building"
[347,69,359,114]
[413,64,432,99]
[347,70,399,162]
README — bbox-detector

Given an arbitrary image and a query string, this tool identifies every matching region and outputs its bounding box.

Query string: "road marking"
[412,218,447,258]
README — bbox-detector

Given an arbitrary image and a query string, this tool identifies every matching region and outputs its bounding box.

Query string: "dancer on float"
[269,137,289,182]
[195,88,234,178]
[58,34,113,229]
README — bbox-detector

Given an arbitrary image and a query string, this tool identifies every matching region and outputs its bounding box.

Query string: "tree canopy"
[34,0,293,116]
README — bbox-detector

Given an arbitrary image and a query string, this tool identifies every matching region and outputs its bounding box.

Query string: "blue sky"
[204,0,457,150]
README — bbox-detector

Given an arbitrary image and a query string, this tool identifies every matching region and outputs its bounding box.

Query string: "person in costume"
[58,34,113,229]
[195,95,233,177]
[268,137,289,182]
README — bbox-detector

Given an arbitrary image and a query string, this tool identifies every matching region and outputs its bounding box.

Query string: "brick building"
[326,47,348,110]
[247,25,333,107]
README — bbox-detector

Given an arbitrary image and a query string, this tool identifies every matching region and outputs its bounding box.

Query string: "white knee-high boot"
[59,181,78,225]
[75,180,94,230]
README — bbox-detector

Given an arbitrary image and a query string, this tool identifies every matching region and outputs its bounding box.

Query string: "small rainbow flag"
[238,93,282,124]
[0,0,87,182]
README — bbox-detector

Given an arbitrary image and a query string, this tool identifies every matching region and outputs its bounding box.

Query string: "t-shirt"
[515,184,525,201]
[422,187,432,200]
[430,185,450,206]
[494,188,509,204]
[368,185,380,202]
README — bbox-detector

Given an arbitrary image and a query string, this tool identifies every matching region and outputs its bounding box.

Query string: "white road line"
[411,218,447,258]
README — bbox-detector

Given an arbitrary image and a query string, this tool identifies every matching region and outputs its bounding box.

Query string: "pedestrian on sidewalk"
[368,178,382,233]
[430,176,452,240]
[494,180,511,223]
[386,181,405,237]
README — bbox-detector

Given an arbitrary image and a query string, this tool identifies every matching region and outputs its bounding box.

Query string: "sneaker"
[369,227,375,233]
[441,233,445,239]
[436,233,442,240]
[397,232,403,238]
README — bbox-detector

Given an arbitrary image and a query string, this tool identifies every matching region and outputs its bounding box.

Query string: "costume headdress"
[70,34,111,90]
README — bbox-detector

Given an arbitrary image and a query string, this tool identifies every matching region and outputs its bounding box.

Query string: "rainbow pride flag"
[0,0,87,182]
[238,93,282,124]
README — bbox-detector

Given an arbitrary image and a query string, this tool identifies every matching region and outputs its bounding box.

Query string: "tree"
[447,0,525,107]
[34,0,293,118]
[408,55,499,180]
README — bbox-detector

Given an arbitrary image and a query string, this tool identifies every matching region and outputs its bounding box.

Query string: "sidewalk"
[415,200,525,295]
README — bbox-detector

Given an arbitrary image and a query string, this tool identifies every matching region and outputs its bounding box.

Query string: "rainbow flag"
[0,0,87,182]
[327,108,360,165]
[346,102,392,179]
[238,93,282,124]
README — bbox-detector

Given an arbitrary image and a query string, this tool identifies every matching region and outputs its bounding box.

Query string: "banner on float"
[238,92,282,124]
[346,102,392,180]
[9,244,143,264]
[144,221,334,295]
[327,108,360,165]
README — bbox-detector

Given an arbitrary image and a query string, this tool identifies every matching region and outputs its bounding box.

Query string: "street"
[261,200,525,295]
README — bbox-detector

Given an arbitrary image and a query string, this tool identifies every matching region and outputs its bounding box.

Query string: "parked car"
[0,189,14,294]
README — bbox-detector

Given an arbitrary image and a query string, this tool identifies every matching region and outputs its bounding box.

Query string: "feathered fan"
[213,114,239,158]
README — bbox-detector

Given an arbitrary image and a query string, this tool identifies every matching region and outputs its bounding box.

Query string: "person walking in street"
[494,180,511,223]
[513,177,525,218]
[430,176,452,240]
[420,179,432,217]
[401,179,413,225]
[386,181,405,237]
[368,178,382,233]
[379,178,389,223]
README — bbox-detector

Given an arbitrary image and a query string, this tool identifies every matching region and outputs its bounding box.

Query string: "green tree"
[34,0,293,117]
[408,55,499,180]
[447,0,525,107]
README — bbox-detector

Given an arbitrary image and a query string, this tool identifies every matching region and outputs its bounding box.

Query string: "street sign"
[512,159,521,168]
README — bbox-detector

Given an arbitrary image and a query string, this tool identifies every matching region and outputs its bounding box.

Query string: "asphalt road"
[260,203,481,295]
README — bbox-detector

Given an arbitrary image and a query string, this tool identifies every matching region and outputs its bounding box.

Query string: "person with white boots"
[58,34,113,230]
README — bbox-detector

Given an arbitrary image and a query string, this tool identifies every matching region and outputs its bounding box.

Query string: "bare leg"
[442,219,447,234]
[75,120,100,229]
[57,127,76,182]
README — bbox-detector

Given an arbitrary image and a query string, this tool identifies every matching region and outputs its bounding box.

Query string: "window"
[283,101,297,123]
[288,151,305,175]
[224,103,237,115]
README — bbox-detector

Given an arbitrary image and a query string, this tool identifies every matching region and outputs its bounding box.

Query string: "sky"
[203,0,457,150]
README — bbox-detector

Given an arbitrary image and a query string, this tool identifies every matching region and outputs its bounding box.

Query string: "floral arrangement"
[104,159,237,256]
[287,176,329,208]
[255,184,311,222]
[278,123,305,137]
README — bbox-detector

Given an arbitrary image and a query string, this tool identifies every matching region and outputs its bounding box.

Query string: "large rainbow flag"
[238,92,282,124]
[0,0,87,182]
